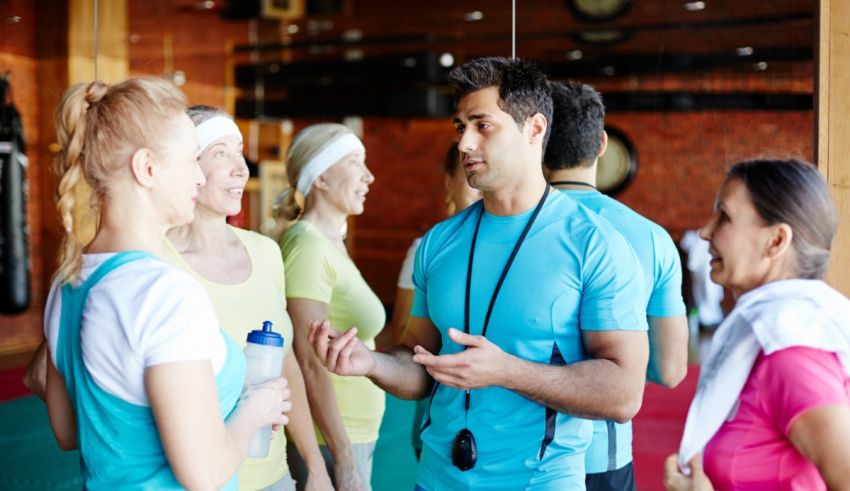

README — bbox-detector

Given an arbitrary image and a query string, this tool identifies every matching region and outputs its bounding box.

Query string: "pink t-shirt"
[703,346,850,490]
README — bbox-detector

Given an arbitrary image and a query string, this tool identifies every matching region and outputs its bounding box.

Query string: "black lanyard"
[459,184,550,417]
[464,184,551,339]
[450,185,550,470]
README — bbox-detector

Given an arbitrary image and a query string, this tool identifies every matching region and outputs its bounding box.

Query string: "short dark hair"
[543,80,605,170]
[447,57,553,148]
[728,158,837,279]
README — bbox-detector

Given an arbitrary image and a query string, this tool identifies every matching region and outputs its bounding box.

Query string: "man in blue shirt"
[544,80,689,491]
[308,57,649,490]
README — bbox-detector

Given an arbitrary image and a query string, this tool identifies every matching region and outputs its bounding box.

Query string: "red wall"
[353,111,814,304]
[0,0,51,355]
[0,2,816,358]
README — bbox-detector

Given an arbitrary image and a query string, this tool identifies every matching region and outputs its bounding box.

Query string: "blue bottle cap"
[246,320,284,347]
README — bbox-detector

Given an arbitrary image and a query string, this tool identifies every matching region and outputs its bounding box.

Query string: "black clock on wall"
[597,126,637,196]
[567,0,633,23]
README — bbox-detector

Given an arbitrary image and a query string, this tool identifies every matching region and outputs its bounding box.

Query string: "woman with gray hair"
[665,159,850,490]
[278,123,383,491]
[164,106,332,491]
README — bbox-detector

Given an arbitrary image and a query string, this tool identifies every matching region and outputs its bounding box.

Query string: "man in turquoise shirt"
[308,58,650,490]
[544,80,689,490]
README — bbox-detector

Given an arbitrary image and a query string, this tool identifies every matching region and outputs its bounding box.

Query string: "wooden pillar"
[68,0,129,245]
[69,0,128,84]
[817,0,850,296]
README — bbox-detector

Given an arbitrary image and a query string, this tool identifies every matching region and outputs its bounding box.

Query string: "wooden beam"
[68,0,128,245]
[817,0,850,295]
[69,0,128,84]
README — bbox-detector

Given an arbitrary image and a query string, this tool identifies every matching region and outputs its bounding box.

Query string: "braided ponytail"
[54,83,94,283]
[53,78,186,283]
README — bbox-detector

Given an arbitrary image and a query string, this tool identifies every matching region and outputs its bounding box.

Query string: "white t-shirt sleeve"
[44,256,226,406]
[135,269,222,368]
[397,238,421,290]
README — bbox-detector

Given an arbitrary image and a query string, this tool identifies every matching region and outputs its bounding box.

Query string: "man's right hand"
[307,320,376,377]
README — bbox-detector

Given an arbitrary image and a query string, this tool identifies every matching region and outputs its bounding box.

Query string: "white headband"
[296,133,365,196]
[196,116,242,155]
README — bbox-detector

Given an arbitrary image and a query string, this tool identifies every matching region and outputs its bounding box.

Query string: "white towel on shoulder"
[678,279,850,470]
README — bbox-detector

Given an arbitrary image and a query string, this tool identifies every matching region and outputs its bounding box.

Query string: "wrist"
[306,459,329,476]
[364,349,381,379]
[325,437,354,463]
[331,450,355,469]
[498,352,524,390]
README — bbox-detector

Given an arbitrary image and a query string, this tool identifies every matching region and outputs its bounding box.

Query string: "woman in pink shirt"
[664,159,850,490]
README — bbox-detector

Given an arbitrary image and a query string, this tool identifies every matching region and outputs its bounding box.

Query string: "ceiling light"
[195,1,215,10]
[344,49,364,61]
[439,53,455,67]
[342,29,363,42]
[463,11,484,22]
[684,1,705,11]
[735,46,754,56]
[171,70,186,86]
[753,61,768,71]
[602,66,616,76]
[286,24,299,34]
[566,50,583,61]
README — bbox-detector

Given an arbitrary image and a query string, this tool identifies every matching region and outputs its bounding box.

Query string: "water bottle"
[244,320,285,458]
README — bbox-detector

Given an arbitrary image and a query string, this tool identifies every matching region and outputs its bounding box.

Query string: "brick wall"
[0,0,49,356]
[352,111,814,303]
[119,3,818,305]
[0,2,817,360]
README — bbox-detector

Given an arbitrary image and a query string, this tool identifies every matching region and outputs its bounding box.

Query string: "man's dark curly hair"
[447,57,553,149]
[543,80,605,170]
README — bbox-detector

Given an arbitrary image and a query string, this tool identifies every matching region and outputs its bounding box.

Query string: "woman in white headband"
[164,106,332,491]
[277,123,383,491]
[664,159,850,491]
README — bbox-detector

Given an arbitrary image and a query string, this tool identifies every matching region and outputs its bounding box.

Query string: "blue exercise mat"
[0,393,418,490]
[0,395,82,490]
[372,394,420,490]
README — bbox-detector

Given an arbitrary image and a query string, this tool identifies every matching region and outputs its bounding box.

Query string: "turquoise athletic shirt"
[55,251,245,490]
[563,189,686,474]
[410,191,647,491]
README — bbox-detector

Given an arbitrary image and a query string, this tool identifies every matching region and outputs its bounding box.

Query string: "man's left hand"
[411,328,511,389]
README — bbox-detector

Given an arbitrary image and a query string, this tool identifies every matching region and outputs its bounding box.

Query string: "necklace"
[549,180,597,190]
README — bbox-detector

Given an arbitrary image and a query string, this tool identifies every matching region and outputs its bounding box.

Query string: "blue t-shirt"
[411,191,647,490]
[564,189,686,475]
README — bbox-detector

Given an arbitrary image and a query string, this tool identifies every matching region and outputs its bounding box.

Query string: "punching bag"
[0,76,31,314]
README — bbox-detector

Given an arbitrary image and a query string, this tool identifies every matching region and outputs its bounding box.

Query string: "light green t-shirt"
[280,220,386,444]
[162,226,294,490]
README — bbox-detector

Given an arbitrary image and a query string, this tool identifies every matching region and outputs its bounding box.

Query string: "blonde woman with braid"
[278,123,383,491]
[43,78,290,490]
